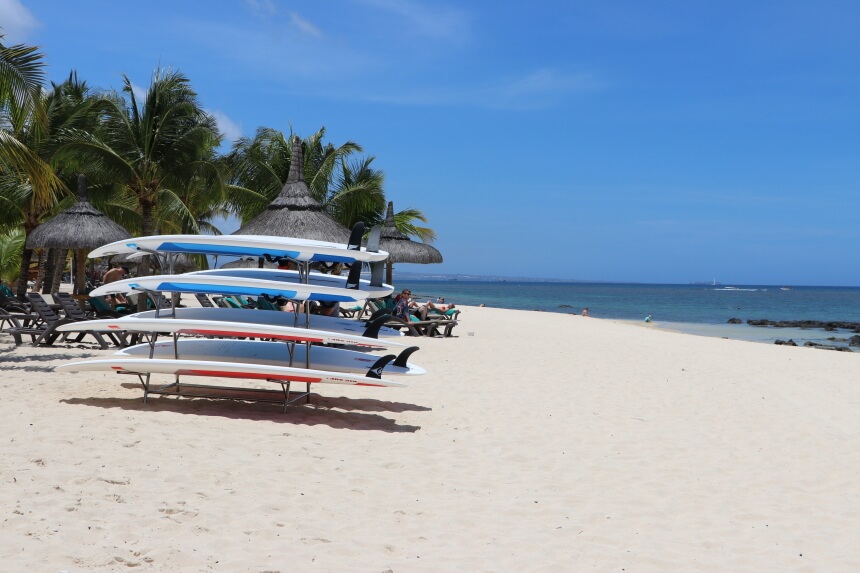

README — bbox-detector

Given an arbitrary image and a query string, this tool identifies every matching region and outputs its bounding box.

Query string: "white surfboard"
[55,358,406,388]
[89,234,389,264]
[191,268,394,298]
[89,274,370,303]
[54,316,405,348]
[115,339,425,376]
[130,307,404,339]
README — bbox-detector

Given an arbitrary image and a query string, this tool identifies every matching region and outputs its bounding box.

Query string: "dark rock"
[850,335,860,347]
[746,319,860,331]
[727,318,742,324]
[804,342,850,351]
[775,339,798,346]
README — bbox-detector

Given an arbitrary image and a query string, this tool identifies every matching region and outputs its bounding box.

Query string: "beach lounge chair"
[0,288,29,313]
[0,307,36,332]
[53,292,125,346]
[87,295,131,317]
[194,293,216,308]
[5,292,113,348]
[365,308,457,337]
[254,296,280,311]
[53,292,96,320]
[339,304,364,318]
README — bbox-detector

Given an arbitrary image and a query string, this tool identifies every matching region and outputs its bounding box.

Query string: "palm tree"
[57,68,224,304]
[58,68,224,239]
[227,126,435,241]
[0,227,24,285]
[0,35,60,197]
[0,68,99,297]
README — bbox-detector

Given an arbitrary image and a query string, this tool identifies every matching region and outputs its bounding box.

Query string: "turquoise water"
[401,281,860,347]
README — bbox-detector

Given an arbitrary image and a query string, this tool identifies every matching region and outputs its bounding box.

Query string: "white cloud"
[0,0,39,43]
[210,110,243,143]
[356,0,468,40]
[289,11,323,38]
[246,0,276,18]
[362,68,601,110]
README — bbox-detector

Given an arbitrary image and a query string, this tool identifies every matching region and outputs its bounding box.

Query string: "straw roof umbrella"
[376,201,442,285]
[220,257,276,269]
[111,251,198,273]
[26,174,130,295]
[233,135,351,243]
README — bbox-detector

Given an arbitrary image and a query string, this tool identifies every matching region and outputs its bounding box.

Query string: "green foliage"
[0,227,24,284]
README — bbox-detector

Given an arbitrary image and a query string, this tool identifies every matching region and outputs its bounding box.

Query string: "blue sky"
[4,0,860,285]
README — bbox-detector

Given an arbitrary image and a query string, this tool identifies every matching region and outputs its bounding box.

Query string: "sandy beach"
[2,304,860,572]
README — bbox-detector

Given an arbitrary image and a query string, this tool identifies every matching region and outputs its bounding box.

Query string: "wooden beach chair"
[5,292,113,349]
[53,292,125,346]
[0,307,37,333]
[0,289,30,313]
[87,295,132,318]
[194,293,217,307]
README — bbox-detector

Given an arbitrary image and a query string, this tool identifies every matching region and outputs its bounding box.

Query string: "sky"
[4,0,860,285]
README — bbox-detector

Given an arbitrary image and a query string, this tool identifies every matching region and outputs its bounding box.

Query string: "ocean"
[401,280,860,348]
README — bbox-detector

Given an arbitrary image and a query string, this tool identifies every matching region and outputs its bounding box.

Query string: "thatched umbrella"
[112,251,198,273]
[233,135,352,243]
[220,257,276,269]
[26,174,130,295]
[375,201,442,285]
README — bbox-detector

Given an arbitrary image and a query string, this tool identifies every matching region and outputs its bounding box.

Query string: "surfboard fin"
[366,307,392,321]
[366,225,381,252]
[367,354,396,379]
[347,222,365,251]
[345,260,362,290]
[362,314,391,339]
[394,346,419,368]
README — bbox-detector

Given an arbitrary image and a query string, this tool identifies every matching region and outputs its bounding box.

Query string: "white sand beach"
[2,305,860,572]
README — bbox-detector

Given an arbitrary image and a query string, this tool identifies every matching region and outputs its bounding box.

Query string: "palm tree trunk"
[136,199,155,311]
[49,248,66,294]
[74,249,87,295]
[15,247,33,301]
[40,248,54,294]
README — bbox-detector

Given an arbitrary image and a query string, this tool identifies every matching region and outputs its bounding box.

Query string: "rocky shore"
[725,318,860,351]
[727,318,860,332]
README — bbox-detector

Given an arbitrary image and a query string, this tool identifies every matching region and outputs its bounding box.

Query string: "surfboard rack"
[131,372,311,414]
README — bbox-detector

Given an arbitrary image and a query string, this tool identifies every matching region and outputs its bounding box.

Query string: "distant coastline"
[393,272,856,288]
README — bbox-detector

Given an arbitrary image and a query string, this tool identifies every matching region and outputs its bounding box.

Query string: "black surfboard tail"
[394,346,420,368]
[362,313,392,339]
[347,222,365,251]
[367,354,396,379]
[345,261,362,290]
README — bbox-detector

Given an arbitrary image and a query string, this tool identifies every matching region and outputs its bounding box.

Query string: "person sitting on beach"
[102,265,128,284]
[393,289,413,320]
[582,307,589,317]
[102,265,129,307]
[312,300,340,317]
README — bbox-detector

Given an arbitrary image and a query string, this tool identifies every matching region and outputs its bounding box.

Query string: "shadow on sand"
[60,384,427,433]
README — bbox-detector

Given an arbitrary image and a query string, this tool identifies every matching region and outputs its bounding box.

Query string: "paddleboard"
[89,234,389,264]
[192,268,393,298]
[55,357,406,388]
[115,339,425,376]
[54,316,405,348]
[89,274,370,303]
[130,307,405,339]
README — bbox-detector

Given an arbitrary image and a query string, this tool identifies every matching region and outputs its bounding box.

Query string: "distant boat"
[780,287,792,291]
[714,286,758,292]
